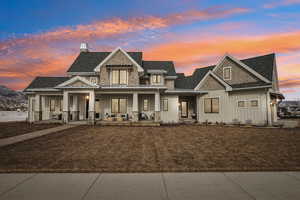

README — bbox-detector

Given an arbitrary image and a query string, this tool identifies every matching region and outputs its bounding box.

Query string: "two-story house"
[24,44,284,125]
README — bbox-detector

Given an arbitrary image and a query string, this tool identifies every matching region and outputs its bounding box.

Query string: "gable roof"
[175,66,214,89]
[195,70,232,91]
[142,61,177,76]
[55,76,98,88]
[175,53,275,89]
[94,47,144,72]
[67,51,143,73]
[24,77,70,91]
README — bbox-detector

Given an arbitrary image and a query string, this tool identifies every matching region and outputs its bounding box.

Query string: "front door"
[181,101,188,118]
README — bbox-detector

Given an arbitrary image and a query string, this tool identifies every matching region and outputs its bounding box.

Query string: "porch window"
[111,69,128,85]
[152,74,162,84]
[204,98,219,113]
[111,98,127,113]
[143,99,149,111]
[161,99,168,111]
[50,99,55,112]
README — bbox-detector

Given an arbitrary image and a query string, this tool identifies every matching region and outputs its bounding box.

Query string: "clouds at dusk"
[0,0,300,99]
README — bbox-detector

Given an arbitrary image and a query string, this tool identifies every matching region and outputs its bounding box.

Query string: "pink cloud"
[264,0,300,9]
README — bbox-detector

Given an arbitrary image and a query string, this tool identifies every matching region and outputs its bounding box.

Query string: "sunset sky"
[0,0,300,99]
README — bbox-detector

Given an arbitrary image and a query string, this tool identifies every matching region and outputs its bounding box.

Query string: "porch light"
[86,95,89,100]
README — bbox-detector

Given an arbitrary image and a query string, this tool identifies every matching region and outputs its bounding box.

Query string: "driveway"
[0,172,299,200]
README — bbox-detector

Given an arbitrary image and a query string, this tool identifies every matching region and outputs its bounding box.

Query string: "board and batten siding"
[160,95,179,123]
[198,89,268,125]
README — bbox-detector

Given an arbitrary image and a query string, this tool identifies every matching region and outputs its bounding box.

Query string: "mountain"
[0,85,27,111]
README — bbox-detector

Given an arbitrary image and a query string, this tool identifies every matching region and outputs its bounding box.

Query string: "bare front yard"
[0,122,61,139]
[0,125,299,172]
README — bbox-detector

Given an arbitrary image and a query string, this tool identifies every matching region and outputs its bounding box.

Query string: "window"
[250,100,258,107]
[143,99,149,111]
[238,101,245,108]
[161,99,168,111]
[50,98,55,111]
[204,98,219,113]
[111,98,127,113]
[152,74,162,84]
[111,69,127,85]
[223,67,231,80]
[90,77,98,84]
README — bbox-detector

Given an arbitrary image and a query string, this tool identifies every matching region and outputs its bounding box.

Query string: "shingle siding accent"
[198,75,225,90]
[214,57,259,85]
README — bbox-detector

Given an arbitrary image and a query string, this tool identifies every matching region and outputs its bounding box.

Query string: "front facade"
[24,45,283,125]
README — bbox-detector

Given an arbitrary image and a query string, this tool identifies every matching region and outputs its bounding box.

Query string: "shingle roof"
[142,61,177,76]
[175,53,275,89]
[67,52,143,72]
[175,66,214,89]
[240,53,275,81]
[24,77,70,90]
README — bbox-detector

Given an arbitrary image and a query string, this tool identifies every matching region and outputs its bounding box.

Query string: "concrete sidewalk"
[0,125,76,147]
[0,172,299,200]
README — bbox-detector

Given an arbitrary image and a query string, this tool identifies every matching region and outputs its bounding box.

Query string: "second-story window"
[152,74,162,84]
[111,69,127,85]
[223,67,232,80]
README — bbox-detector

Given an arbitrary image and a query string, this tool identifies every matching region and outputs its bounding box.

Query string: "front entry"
[86,99,89,119]
[181,101,188,118]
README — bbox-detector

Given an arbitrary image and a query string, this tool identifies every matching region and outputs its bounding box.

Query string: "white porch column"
[196,95,200,122]
[132,92,139,122]
[63,91,69,123]
[154,92,161,122]
[88,90,95,124]
[266,90,272,126]
[34,94,41,121]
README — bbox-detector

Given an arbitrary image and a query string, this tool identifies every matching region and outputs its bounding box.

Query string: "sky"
[0,0,300,99]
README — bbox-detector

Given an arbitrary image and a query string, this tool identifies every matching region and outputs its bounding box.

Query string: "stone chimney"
[80,42,89,52]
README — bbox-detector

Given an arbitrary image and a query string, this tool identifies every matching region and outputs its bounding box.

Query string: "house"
[24,44,284,125]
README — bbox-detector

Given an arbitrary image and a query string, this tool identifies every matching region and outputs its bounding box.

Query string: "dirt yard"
[0,125,299,172]
[0,122,61,139]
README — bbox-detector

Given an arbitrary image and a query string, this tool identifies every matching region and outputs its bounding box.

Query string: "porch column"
[63,91,69,123]
[88,90,95,125]
[154,92,161,122]
[266,90,272,126]
[71,95,79,121]
[34,94,42,121]
[132,92,139,122]
[196,95,200,122]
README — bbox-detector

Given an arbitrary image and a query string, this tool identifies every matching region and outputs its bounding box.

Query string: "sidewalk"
[0,125,76,147]
[0,172,299,200]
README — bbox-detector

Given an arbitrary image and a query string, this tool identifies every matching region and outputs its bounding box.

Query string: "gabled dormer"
[94,47,144,86]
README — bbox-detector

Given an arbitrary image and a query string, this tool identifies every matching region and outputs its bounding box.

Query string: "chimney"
[80,42,89,52]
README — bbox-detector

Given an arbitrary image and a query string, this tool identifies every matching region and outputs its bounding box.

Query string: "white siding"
[160,95,179,123]
[198,89,268,125]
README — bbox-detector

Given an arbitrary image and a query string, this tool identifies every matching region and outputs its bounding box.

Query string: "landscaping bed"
[0,122,61,139]
[0,125,299,172]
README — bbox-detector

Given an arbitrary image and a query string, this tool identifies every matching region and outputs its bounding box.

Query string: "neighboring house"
[278,100,300,118]
[24,44,284,125]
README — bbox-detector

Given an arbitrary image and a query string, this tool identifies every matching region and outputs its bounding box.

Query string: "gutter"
[231,85,272,91]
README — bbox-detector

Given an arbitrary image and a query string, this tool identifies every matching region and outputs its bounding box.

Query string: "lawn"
[0,125,299,172]
[0,122,61,139]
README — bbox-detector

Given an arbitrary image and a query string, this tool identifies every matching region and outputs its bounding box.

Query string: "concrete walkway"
[0,125,76,147]
[0,172,299,200]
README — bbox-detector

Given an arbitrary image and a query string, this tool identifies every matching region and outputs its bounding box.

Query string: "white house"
[24,44,284,125]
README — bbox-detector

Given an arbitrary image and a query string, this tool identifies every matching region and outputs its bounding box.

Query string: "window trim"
[223,66,232,81]
[152,74,162,85]
[204,97,219,113]
[111,98,128,113]
[143,99,149,111]
[250,99,259,108]
[237,100,246,108]
[111,69,128,85]
[161,99,168,111]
